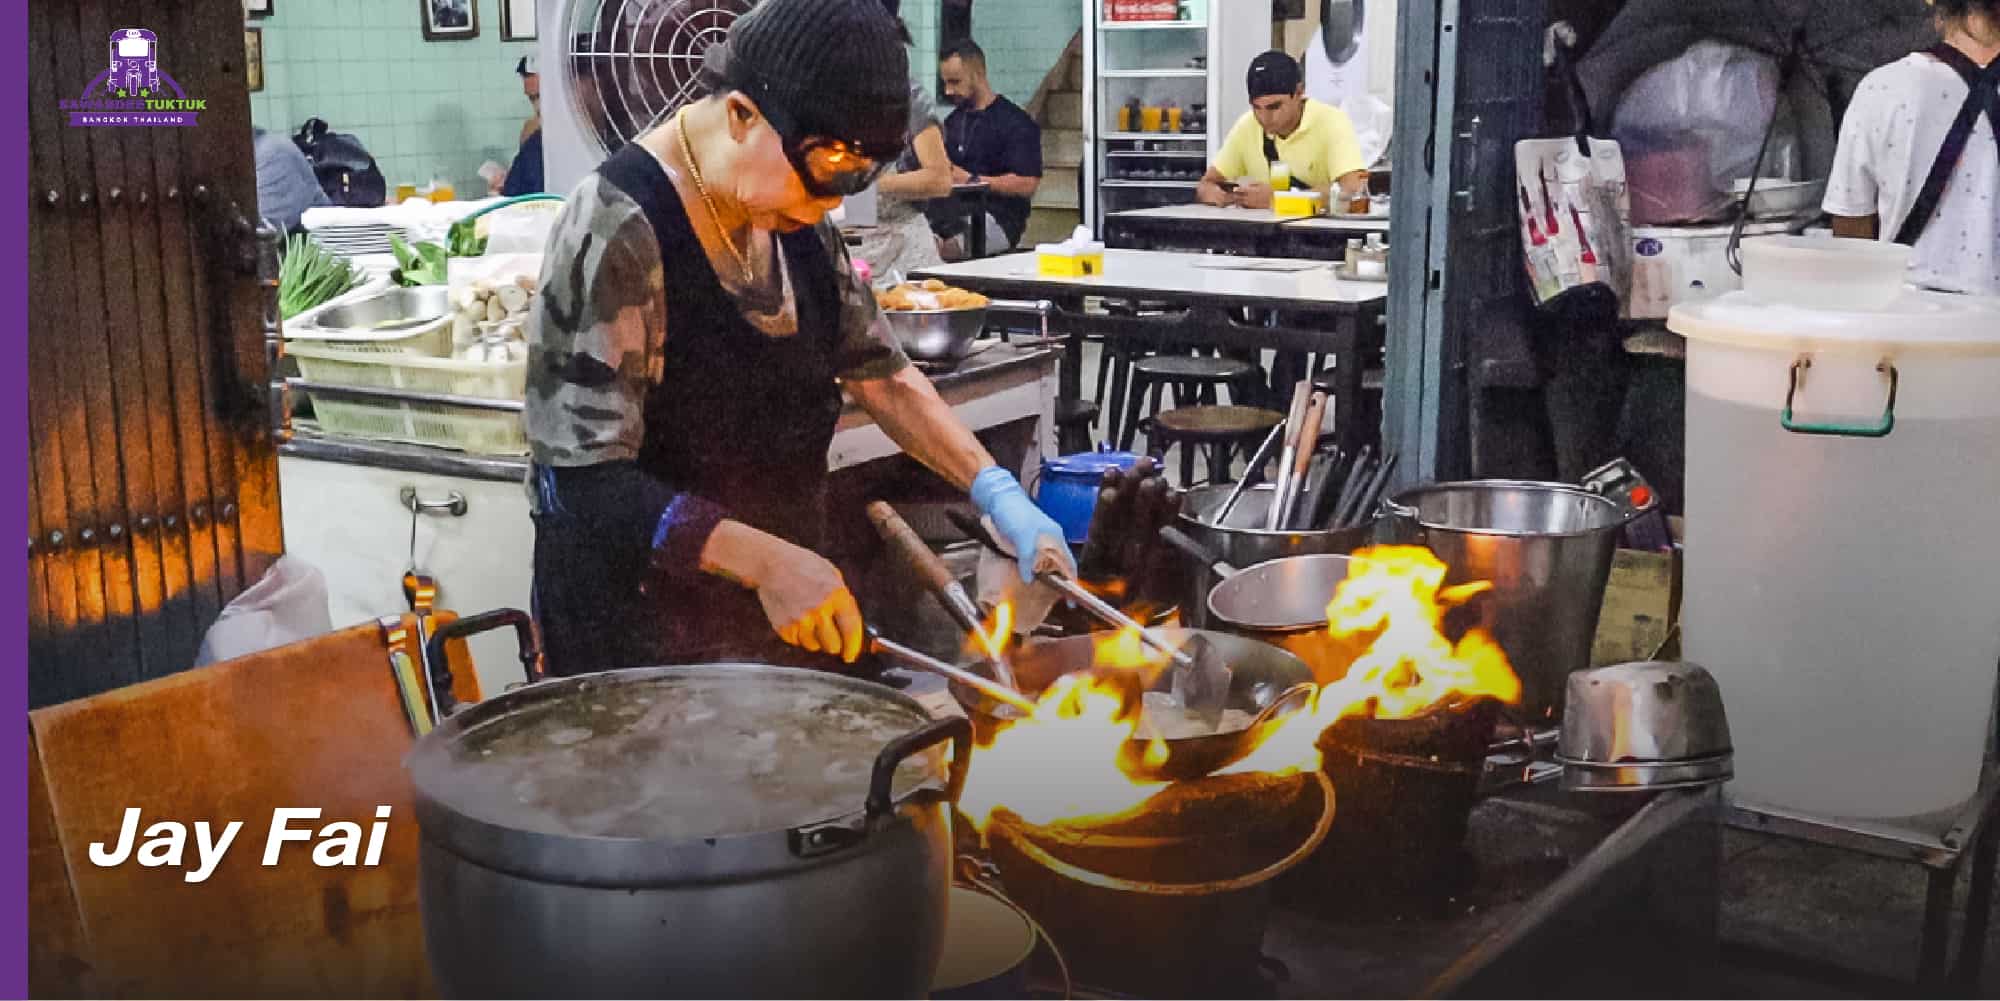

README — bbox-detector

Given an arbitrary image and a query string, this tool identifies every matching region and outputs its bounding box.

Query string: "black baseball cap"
[702,0,911,162]
[1246,50,1302,99]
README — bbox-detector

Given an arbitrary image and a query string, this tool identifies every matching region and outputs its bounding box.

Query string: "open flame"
[1220,545,1519,776]
[954,546,1520,830]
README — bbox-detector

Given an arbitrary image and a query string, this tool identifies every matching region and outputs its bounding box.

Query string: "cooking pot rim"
[407,663,956,885]
[1204,553,1360,631]
[1385,479,1633,539]
[1179,483,1382,542]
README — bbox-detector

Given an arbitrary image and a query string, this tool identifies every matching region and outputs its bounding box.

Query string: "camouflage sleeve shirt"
[524,170,908,578]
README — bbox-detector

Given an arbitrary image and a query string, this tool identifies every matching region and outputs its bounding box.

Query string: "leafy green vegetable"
[278,234,361,320]
[446,218,488,258]
[388,233,451,286]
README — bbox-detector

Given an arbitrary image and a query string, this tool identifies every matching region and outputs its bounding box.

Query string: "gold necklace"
[676,108,753,283]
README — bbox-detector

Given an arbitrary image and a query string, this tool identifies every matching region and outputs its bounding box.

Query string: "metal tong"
[867,627,1038,714]
[946,508,1232,725]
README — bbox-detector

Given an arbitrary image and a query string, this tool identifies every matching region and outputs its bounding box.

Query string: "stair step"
[1024,206,1084,246]
[1034,166,1081,210]
[1042,130,1083,170]
[1043,93,1083,131]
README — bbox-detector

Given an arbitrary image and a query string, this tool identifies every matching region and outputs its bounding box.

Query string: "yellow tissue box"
[1273,190,1326,219]
[1037,247,1105,277]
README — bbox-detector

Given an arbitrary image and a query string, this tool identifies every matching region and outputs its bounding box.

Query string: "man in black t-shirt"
[934,39,1042,257]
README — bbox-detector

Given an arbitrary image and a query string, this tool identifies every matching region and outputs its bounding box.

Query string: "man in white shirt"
[1822,0,2000,295]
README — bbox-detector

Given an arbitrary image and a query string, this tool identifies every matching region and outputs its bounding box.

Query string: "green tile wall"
[904,0,1080,111]
[248,0,537,196]
[250,0,1075,192]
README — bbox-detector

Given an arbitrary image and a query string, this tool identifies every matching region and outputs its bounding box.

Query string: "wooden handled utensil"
[1275,390,1327,530]
[1265,379,1315,530]
[866,500,1019,691]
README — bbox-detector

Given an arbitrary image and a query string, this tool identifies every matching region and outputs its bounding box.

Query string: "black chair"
[1139,404,1286,488]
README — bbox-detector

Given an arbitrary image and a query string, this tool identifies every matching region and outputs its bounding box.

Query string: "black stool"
[1054,398,1101,456]
[1141,404,1285,488]
[1118,354,1265,452]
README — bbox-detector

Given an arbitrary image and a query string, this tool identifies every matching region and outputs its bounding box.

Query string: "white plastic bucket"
[1670,288,2000,818]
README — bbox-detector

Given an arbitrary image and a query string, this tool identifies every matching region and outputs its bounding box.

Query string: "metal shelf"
[1105,149,1207,157]
[1101,179,1201,189]
[1097,19,1205,28]
[1099,67,1206,78]
[1101,130,1207,141]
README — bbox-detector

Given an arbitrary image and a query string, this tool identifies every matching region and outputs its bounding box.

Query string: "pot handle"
[423,608,546,717]
[867,716,973,820]
[1157,525,1236,579]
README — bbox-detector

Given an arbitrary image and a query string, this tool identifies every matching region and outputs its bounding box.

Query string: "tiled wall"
[251,0,1077,192]
[248,0,536,196]
[905,0,1080,111]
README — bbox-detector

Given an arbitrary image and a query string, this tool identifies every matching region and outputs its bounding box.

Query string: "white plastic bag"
[193,555,334,666]
[1612,41,1791,223]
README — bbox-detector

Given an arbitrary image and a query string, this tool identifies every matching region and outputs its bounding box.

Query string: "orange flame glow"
[957,546,1519,829]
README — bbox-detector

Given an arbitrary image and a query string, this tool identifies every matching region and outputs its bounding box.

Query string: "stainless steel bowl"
[308,285,451,332]
[1557,660,1733,792]
[882,306,988,362]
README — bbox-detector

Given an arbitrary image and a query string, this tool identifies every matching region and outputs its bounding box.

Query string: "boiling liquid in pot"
[407,674,939,841]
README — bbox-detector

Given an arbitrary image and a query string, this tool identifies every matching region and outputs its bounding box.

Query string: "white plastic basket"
[288,342,529,455]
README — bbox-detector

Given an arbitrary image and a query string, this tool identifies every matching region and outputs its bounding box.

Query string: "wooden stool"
[1142,404,1284,488]
[1118,354,1265,452]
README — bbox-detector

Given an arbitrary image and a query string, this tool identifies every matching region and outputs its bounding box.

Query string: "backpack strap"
[1892,44,2000,246]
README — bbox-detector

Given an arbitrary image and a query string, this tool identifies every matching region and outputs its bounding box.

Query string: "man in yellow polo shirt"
[1198,50,1369,210]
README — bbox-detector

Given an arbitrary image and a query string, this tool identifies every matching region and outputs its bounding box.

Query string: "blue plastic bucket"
[1033,446,1141,545]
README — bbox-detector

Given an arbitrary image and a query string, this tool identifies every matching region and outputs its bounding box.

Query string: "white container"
[1669,289,2000,818]
[1628,219,1805,319]
[1739,235,1911,311]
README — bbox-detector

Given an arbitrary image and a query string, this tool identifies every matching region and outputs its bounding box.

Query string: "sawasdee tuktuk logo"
[61,28,205,127]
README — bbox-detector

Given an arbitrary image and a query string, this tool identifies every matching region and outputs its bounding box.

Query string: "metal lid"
[1043,447,1141,476]
[406,665,951,885]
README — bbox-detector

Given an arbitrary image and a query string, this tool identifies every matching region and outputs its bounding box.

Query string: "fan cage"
[562,0,757,157]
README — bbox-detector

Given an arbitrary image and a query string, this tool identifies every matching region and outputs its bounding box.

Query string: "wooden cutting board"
[28,613,482,999]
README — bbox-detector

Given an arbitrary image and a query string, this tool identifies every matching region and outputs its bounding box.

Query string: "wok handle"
[867,716,973,820]
[1158,525,1236,579]
[868,501,960,597]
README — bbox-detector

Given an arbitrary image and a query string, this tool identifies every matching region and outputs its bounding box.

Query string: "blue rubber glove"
[971,466,1076,584]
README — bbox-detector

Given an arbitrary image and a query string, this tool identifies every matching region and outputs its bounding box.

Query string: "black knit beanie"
[706,0,912,160]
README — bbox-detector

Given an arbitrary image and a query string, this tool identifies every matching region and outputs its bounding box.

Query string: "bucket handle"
[986,769,1335,896]
[1781,355,1897,439]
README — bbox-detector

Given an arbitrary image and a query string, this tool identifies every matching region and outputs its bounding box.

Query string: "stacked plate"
[307,222,406,257]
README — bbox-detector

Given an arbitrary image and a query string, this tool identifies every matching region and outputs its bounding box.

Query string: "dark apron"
[535,142,848,676]
[1893,44,2000,248]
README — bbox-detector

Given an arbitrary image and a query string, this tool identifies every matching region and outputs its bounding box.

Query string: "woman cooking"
[525,0,1072,675]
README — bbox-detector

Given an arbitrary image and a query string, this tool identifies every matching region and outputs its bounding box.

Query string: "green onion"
[278,234,362,320]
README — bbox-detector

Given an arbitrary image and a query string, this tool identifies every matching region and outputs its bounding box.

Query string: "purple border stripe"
[5,0,30,993]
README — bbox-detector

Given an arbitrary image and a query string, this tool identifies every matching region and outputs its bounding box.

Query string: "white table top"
[1109,203,1392,233]
[914,248,1388,307]
[1286,214,1392,233]
[1110,204,1290,228]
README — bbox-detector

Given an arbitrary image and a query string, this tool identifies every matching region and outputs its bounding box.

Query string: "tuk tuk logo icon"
[60,29,205,127]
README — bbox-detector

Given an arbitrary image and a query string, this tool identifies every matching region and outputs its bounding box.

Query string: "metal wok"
[948,628,1316,782]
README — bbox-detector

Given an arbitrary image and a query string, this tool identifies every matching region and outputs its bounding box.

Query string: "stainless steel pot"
[1175,484,1378,630]
[882,306,987,362]
[1160,526,1366,684]
[407,664,971,999]
[1558,660,1734,792]
[1382,480,1632,722]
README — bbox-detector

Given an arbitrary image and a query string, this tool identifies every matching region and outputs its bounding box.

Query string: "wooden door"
[28,0,280,707]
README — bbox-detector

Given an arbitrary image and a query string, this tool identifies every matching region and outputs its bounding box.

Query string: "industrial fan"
[540,0,758,191]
